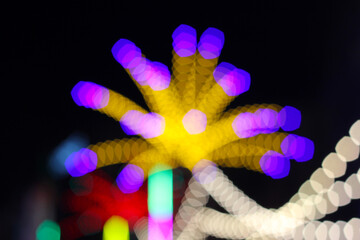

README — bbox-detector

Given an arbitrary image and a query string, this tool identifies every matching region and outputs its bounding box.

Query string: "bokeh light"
[48,132,89,177]
[259,150,290,179]
[198,27,224,59]
[278,106,301,131]
[36,220,60,240]
[172,24,197,57]
[103,216,130,240]
[213,62,250,96]
[120,110,165,139]
[71,81,109,109]
[281,134,315,162]
[116,164,144,193]
[182,109,207,134]
[111,39,142,69]
[65,148,97,177]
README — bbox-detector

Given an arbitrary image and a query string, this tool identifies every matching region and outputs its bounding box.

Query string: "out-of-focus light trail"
[148,165,173,240]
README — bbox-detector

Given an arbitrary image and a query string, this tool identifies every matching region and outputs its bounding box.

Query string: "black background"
[2,1,360,239]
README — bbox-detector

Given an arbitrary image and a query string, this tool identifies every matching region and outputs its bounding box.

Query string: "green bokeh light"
[36,220,60,240]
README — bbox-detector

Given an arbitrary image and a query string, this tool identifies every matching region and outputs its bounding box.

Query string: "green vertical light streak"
[148,164,173,218]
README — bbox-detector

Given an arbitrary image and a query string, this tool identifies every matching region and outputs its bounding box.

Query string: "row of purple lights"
[232,106,301,138]
[231,106,314,178]
[172,24,224,59]
[260,133,314,179]
[111,39,170,91]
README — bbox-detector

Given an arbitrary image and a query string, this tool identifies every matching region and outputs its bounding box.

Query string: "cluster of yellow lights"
[68,25,311,186]
[69,24,360,239]
[80,39,297,177]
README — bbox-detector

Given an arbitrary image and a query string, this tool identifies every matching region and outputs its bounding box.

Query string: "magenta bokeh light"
[232,109,279,138]
[120,110,165,139]
[65,148,97,177]
[139,112,166,139]
[213,62,250,96]
[198,27,224,59]
[116,164,144,193]
[71,81,109,109]
[119,110,144,136]
[232,106,303,139]
[259,150,290,179]
[281,134,314,162]
[111,39,142,69]
[146,61,171,91]
[172,24,197,57]
[232,112,258,138]
[255,108,280,134]
[278,106,301,131]
[182,109,207,134]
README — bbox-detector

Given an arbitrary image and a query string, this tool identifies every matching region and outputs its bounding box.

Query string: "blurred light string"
[173,177,209,239]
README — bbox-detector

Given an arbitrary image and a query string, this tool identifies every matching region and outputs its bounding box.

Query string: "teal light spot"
[36,220,60,240]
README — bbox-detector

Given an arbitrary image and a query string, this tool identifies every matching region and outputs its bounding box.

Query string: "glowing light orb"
[214,62,250,96]
[172,24,197,57]
[65,148,97,177]
[111,39,142,69]
[259,150,290,179]
[71,81,109,109]
[281,134,315,162]
[182,109,207,134]
[36,220,61,240]
[116,164,144,193]
[120,110,165,139]
[48,132,89,177]
[103,216,130,240]
[198,27,224,59]
[278,105,301,131]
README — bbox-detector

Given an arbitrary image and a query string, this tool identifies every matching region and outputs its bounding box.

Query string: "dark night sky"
[2,1,360,239]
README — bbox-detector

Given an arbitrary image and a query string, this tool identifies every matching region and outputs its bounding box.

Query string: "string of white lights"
[293,218,360,240]
[195,162,303,239]
[185,206,360,239]
[173,178,209,239]
[176,213,206,240]
[279,120,360,222]
[182,120,360,239]
[195,161,263,216]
